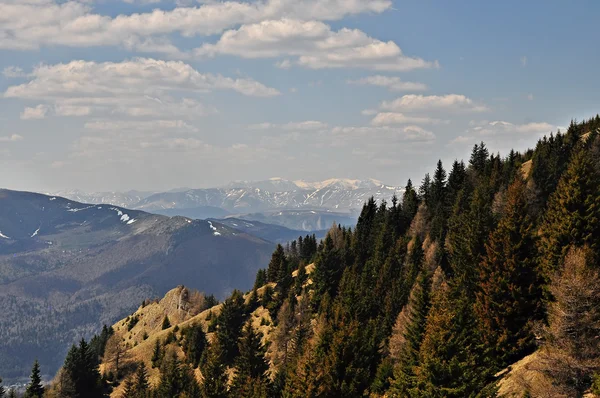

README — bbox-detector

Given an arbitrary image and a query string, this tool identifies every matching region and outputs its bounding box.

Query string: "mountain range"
[0,189,273,381]
[51,178,402,230]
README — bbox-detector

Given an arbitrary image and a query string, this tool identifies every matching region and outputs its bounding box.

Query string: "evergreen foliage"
[25,360,44,398]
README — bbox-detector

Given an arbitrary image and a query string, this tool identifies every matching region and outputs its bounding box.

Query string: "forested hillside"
[23,116,600,398]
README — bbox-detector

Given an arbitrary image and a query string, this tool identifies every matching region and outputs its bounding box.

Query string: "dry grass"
[521,159,533,179]
[101,265,314,397]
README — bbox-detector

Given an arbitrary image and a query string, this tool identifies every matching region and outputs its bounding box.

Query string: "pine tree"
[538,149,600,281]
[216,289,246,365]
[231,322,270,396]
[182,323,208,368]
[388,271,431,396]
[474,178,542,369]
[413,283,486,397]
[25,359,45,398]
[402,179,419,229]
[311,231,345,308]
[161,315,171,330]
[267,244,287,283]
[61,339,104,398]
[132,362,150,397]
[201,341,228,398]
[151,339,163,368]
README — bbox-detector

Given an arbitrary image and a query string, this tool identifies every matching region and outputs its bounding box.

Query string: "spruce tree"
[25,359,45,398]
[231,322,270,396]
[161,315,171,330]
[61,339,104,398]
[151,339,163,368]
[474,178,542,369]
[538,149,600,281]
[182,323,208,368]
[132,362,150,397]
[402,179,419,226]
[216,289,246,365]
[267,244,287,283]
[201,341,228,398]
[389,271,431,396]
[413,283,486,397]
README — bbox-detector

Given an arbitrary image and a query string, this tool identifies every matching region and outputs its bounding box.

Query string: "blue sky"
[0,0,598,192]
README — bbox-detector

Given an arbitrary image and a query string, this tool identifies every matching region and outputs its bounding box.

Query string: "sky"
[0,0,599,192]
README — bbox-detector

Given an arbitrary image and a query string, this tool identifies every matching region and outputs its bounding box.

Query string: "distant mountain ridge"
[0,189,273,382]
[50,178,402,230]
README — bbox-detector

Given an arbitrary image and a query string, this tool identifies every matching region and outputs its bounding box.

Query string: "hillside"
[0,190,274,382]
[23,116,600,398]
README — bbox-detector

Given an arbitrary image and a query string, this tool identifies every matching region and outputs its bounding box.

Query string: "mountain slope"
[0,190,273,382]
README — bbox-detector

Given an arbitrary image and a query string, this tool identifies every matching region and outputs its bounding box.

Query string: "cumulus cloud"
[467,120,559,136]
[0,134,23,142]
[370,112,447,126]
[331,125,435,142]
[250,120,328,131]
[4,58,277,124]
[380,94,488,113]
[195,19,437,71]
[0,0,392,54]
[348,75,427,91]
[20,105,49,120]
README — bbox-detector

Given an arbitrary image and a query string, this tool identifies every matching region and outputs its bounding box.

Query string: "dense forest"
[5,116,600,397]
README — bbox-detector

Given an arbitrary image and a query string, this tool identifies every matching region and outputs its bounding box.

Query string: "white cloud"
[348,75,427,91]
[249,120,328,131]
[5,58,277,124]
[331,125,435,142]
[2,66,26,78]
[20,105,49,120]
[467,120,558,136]
[370,112,447,126]
[5,58,279,100]
[84,119,199,133]
[380,94,488,113]
[195,19,437,71]
[0,134,23,142]
[0,0,392,54]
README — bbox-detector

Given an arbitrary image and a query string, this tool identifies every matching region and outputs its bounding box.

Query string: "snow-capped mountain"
[134,178,402,213]
[50,179,402,230]
[49,189,154,209]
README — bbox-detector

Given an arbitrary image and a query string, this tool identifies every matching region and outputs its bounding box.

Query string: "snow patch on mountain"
[0,231,10,239]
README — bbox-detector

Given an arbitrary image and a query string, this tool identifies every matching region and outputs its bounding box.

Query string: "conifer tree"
[182,323,208,368]
[474,178,542,369]
[132,362,150,397]
[201,341,228,398]
[231,322,270,396]
[151,339,163,368]
[311,232,345,308]
[61,339,104,398]
[267,244,287,283]
[388,271,431,396]
[121,377,135,398]
[402,179,419,225]
[413,283,486,397]
[161,315,171,330]
[538,149,600,281]
[216,289,246,365]
[25,359,44,398]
